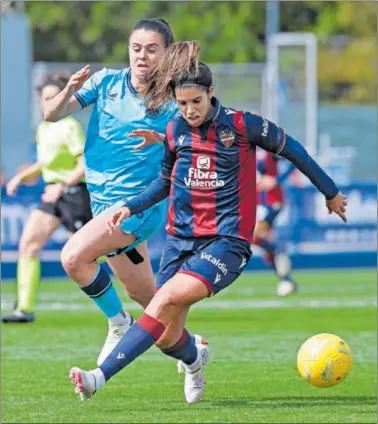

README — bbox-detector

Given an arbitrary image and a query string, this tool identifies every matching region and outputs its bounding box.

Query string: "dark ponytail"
[144,40,206,112]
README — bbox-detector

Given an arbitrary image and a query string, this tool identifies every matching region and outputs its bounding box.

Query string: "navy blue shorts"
[256,203,283,227]
[156,234,252,296]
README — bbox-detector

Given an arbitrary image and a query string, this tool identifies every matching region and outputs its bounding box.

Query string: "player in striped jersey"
[255,151,298,296]
[69,41,347,404]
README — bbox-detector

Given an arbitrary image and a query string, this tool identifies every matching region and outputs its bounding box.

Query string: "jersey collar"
[197,97,221,128]
[126,69,141,97]
[207,97,221,123]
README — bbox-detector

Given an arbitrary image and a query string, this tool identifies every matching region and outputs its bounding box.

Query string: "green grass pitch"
[1,269,376,423]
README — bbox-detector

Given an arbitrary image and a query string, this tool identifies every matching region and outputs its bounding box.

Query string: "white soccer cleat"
[276,279,297,297]
[177,334,208,373]
[69,367,97,401]
[97,314,134,366]
[183,342,210,404]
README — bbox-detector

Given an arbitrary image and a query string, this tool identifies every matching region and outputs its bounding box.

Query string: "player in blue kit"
[44,20,205,367]
[69,41,347,404]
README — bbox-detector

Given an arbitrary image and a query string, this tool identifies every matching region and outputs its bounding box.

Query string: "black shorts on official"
[37,182,92,233]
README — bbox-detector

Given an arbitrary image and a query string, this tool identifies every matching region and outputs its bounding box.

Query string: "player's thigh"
[61,211,136,264]
[106,242,155,304]
[155,235,191,290]
[180,237,252,296]
[19,209,61,252]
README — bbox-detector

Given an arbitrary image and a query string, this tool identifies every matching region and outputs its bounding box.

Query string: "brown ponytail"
[143,40,201,112]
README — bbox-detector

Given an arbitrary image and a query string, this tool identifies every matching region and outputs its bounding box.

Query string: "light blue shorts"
[95,199,167,255]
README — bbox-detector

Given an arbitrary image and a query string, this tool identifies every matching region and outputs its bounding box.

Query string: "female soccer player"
[69,41,347,404]
[2,72,91,324]
[43,19,203,367]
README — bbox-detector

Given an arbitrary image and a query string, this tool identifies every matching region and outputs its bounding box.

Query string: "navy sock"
[161,329,198,365]
[81,264,123,318]
[100,313,165,381]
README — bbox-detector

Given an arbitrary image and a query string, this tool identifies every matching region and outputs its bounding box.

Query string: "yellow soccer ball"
[297,333,352,388]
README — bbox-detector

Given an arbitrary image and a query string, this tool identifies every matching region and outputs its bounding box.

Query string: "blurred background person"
[255,151,297,296]
[2,71,92,324]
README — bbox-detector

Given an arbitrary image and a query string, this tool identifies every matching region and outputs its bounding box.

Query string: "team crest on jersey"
[219,130,235,148]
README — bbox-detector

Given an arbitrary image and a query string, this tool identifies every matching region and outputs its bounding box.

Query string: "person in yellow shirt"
[2,72,92,323]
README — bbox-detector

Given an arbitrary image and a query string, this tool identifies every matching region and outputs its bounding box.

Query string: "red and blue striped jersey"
[125,98,339,241]
[160,98,286,242]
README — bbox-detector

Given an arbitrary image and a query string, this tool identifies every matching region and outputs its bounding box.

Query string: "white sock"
[91,368,106,389]
[109,310,130,326]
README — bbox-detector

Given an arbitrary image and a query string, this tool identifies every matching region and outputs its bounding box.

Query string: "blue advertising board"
[1,183,376,279]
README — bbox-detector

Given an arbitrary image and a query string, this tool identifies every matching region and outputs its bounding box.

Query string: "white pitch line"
[1,298,376,312]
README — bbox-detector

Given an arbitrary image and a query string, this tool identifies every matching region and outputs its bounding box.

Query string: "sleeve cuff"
[74,92,86,109]
[325,188,339,200]
[275,129,286,155]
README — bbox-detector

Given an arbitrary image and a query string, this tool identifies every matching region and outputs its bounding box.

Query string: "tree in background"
[25,1,376,104]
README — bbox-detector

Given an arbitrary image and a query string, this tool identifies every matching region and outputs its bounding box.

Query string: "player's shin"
[17,256,41,313]
[99,313,165,382]
[80,263,130,322]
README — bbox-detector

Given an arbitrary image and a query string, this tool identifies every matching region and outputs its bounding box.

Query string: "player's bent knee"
[19,237,43,256]
[146,294,184,324]
[61,243,84,276]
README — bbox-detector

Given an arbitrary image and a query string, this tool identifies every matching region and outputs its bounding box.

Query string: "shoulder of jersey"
[97,66,125,76]
[93,67,126,86]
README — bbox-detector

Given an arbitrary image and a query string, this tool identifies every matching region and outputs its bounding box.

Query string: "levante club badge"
[219,130,235,148]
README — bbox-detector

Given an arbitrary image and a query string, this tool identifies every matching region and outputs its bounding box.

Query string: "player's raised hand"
[107,206,131,235]
[129,130,165,150]
[326,192,348,223]
[66,65,91,93]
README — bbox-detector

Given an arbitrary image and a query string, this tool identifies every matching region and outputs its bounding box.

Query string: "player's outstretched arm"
[44,65,90,122]
[126,175,171,213]
[6,163,42,196]
[245,112,347,222]
[106,175,171,234]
